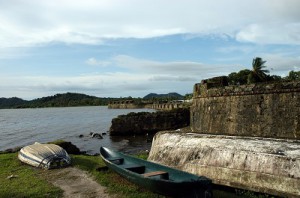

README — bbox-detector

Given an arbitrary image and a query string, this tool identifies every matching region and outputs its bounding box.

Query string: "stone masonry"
[191,81,300,139]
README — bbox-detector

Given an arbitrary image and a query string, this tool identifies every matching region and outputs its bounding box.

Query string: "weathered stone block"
[148,132,300,197]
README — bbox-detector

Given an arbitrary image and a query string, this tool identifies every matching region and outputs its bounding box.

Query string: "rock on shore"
[46,140,81,154]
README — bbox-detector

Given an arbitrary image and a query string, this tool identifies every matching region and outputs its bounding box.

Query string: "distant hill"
[143,92,184,100]
[0,97,28,109]
[0,92,186,109]
[0,93,115,109]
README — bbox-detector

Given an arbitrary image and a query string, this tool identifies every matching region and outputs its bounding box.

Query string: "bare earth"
[44,167,115,198]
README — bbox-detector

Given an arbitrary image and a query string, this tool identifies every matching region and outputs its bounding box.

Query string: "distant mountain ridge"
[143,92,184,100]
[0,92,185,109]
[0,93,113,109]
[0,97,27,109]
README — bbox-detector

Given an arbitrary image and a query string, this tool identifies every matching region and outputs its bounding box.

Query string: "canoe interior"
[100,147,212,197]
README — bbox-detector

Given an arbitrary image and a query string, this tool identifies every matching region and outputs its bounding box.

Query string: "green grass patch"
[0,151,276,198]
[0,153,63,198]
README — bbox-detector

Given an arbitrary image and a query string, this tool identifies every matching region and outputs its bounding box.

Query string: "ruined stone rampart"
[108,100,187,110]
[108,100,145,109]
[191,81,300,139]
[150,102,184,110]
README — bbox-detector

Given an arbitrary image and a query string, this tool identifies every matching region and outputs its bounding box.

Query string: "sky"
[0,0,300,99]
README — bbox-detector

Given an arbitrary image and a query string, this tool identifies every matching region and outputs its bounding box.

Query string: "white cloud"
[262,54,300,75]
[1,0,300,48]
[149,75,197,82]
[86,58,111,67]
[1,0,299,99]
[114,55,216,73]
[2,52,299,99]
[87,55,229,76]
[236,23,300,45]
[0,73,150,99]
[1,55,231,99]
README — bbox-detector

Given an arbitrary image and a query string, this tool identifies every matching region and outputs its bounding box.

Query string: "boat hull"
[100,147,212,197]
[18,142,71,169]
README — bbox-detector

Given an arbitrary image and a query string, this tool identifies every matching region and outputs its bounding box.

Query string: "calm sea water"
[0,106,155,154]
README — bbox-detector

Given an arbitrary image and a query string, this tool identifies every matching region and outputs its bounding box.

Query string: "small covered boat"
[18,142,71,169]
[100,147,212,197]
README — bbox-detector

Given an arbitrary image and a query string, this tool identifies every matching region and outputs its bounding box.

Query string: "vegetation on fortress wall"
[227,57,300,86]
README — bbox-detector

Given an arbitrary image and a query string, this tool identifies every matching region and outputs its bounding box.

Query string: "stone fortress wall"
[149,79,300,197]
[191,80,300,139]
[108,100,186,110]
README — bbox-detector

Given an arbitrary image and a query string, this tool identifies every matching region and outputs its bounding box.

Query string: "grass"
[0,151,160,198]
[0,153,63,198]
[0,151,277,198]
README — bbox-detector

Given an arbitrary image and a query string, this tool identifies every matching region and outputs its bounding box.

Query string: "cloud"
[113,55,220,74]
[1,0,300,48]
[149,75,197,82]
[0,73,150,99]
[2,52,299,99]
[86,57,111,67]
[236,23,300,45]
[2,55,230,99]
[87,55,229,77]
[262,54,300,75]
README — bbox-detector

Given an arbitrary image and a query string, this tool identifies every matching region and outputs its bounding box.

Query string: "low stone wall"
[109,108,190,135]
[148,131,300,197]
[107,103,144,109]
[108,102,186,110]
[150,103,184,110]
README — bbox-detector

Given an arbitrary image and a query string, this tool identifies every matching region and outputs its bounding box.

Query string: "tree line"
[0,93,115,109]
[227,57,300,85]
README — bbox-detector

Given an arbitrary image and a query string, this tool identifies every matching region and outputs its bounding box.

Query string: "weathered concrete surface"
[148,131,300,197]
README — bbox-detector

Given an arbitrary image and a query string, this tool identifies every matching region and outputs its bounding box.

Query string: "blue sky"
[0,0,300,99]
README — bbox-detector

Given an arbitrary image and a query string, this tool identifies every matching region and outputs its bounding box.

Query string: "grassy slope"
[0,152,158,198]
[0,153,62,198]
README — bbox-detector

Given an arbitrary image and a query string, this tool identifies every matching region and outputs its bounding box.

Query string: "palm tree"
[248,57,269,83]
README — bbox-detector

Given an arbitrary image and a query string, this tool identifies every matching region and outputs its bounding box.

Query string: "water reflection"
[109,134,155,154]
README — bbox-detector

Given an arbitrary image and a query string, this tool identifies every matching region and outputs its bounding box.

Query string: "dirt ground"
[44,167,115,198]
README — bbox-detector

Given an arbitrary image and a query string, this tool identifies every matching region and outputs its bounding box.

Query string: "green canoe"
[100,147,212,197]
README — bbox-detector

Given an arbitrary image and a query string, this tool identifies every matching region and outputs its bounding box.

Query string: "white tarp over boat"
[18,142,71,169]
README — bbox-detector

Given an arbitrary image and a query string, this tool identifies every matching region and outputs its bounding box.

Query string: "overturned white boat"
[18,142,71,169]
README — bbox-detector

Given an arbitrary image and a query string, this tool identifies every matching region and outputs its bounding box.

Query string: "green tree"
[228,69,251,85]
[248,57,269,84]
[285,70,300,81]
[267,75,282,82]
[184,93,193,100]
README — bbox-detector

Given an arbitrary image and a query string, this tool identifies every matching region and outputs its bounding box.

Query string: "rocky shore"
[109,108,190,135]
